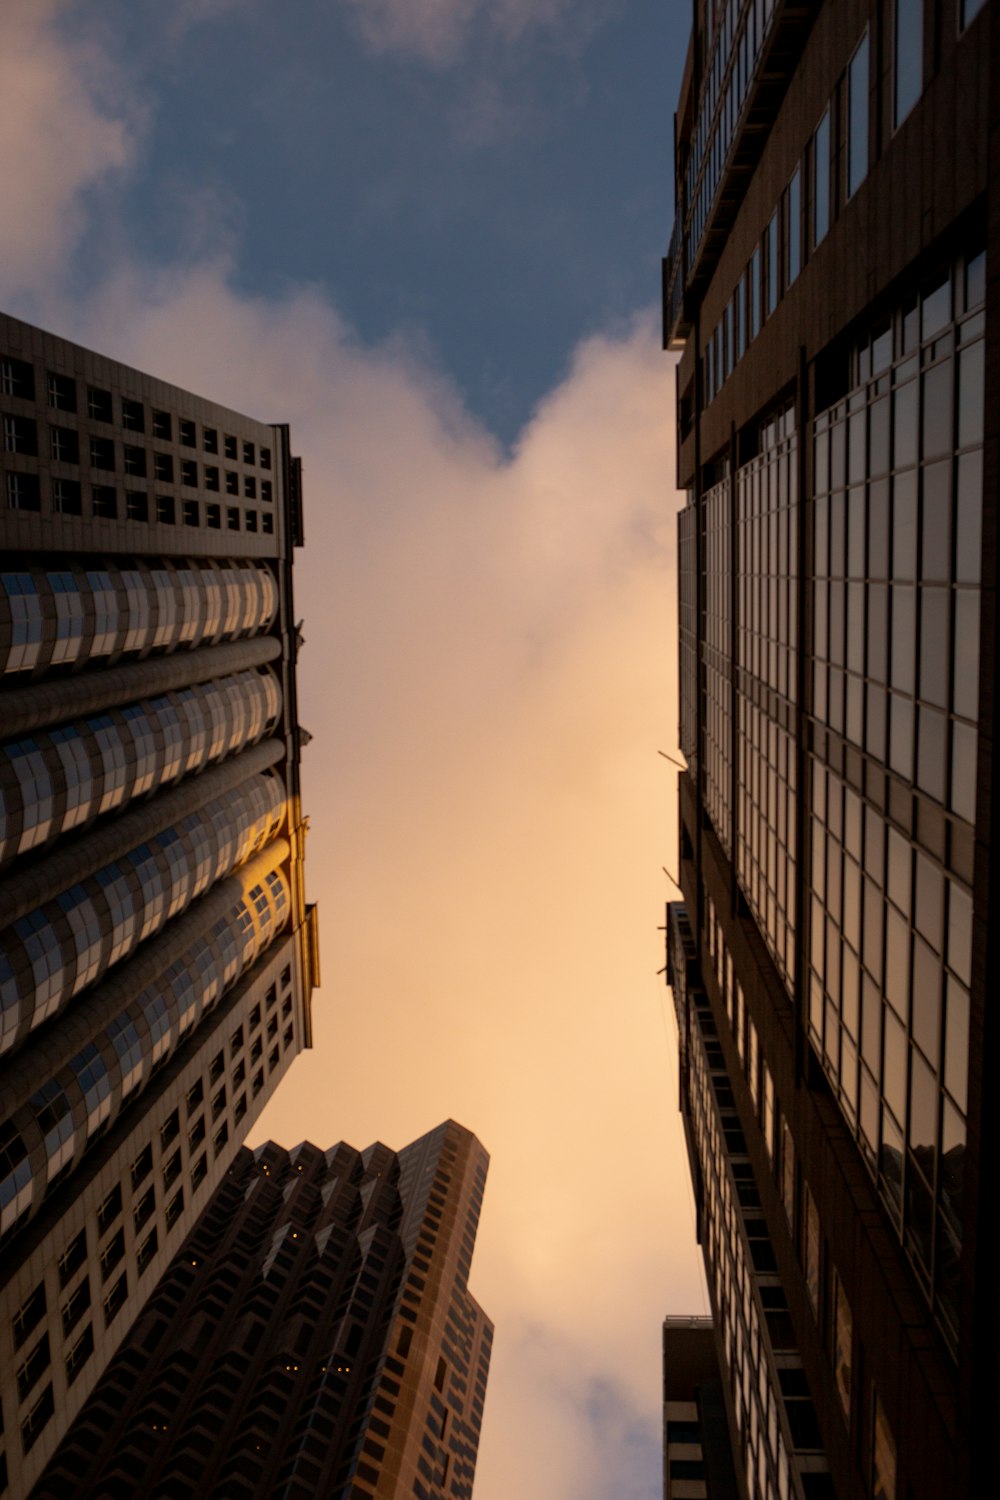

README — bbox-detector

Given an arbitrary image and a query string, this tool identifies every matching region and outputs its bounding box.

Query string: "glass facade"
[0,560,278,677]
[704,471,733,852]
[0,771,284,1055]
[0,854,290,1237]
[805,253,983,1347]
[0,668,281,865]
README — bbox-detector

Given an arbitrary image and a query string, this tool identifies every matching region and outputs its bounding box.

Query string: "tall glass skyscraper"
[664,2,994,1497]
[0,312,319,1495]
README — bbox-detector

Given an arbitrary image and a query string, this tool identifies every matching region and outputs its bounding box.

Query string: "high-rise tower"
[0,312,319,1495]
[664,2,995,1497]
[30,1121,491,1500]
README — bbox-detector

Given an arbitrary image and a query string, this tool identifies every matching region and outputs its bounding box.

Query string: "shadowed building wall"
[664,1,996,1497]
[30,1120,492,1500]
[0,314,319,1495]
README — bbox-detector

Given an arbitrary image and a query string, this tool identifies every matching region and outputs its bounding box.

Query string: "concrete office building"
[664,1,995,1497]
[0,313,319,1495]
[30,1120,492,1500]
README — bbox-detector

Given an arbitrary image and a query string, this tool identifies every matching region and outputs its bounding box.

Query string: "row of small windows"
[0,771,284,1056]
[0,667,281,865]
[5,476,274,540]
[0,357,271,467]
[0,558,277,675]
[0,858,290,1240]
[1,415,273,498]
[7,970,295,1461]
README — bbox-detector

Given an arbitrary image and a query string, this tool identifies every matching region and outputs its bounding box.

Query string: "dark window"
[209,1050,224,1084]
[224,434,238,459]
[191,1152,208,1190]
[66,1323,94,1383]
[186,1078,204,1115]
[97,1184,122,1237]
[123,444,146,476]
[260,446,271,470]
[21,1383,55,1451]
[214,1122,229,1156]
[152,409,172,440]
[283,1024,294,1048]
[50,426,79,464]
[179,418,196,447]
[848,31,870,198]
[189,1115,206,1151]
[103,1271,128,1324]
[2,355,35,399]
[90,435,115,470]
[249,1004,261,1031]
[261,479,272,502]
[183,498,200,527]
[156,495,175,525]
[165,1189,184,1229]
[61,1278,91,1336]
[137,1228,158,1275]
[252,1068,264,1097]
[4,414,37,454]
[225,471,239,496]
[206,503,221,529]
[246,510,258,533]
[786,166,801,285]
[203,426,218,453]
[204,465,220,491]
[894,0,922,128]
[92,485,117,519]
[121,397,145,432]
[133,1186,155,1231]
[244,475,256,498]
[13,1283,47,1348]
[87,386,113,422]
[126,490,149,521]
[47,373,76,412]
[154,452,173,483]
[58,1230,87,1287]
[262,513,274,535]
[212,1086,227,1121]
[163,1150,182,1190]
[813,108,831,246]
[100,1228,125,1281]
[53,479,83,515]
[227,507,240,531]
[181,459,198,487]
[131,1143,153,1190]
[234,1092,247,1124]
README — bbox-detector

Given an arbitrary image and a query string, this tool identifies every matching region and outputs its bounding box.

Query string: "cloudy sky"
[1,1,707,1493]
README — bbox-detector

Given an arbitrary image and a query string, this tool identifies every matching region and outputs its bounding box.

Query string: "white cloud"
[339,0,613,64]
[0,0,139,304]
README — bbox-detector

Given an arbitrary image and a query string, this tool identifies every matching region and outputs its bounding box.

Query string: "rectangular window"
[181,459,198,487]
[21,1383,54,1451]
[87,387,112,422]
[4,414,37,454]
[813,108,831,245]
[260,445,271,469]
[786,166,801,285]
[848,32,870,198]
[47,373,76,412]
[126,491,149,522]
[131,1143,153,1190]
[224,434,238,459]
[183,498,200,527]
[92,485,117,519]
[123,444,146,477]
[137,1228,159,1276]
[156,495,175,525]
[17,1333,50,1400]
[765,213,779,315]
[833,1271,853,1418]
[872,1390,897,1500]
[97,1183,122,1237]
[121,397,145,432]
[53,479,83,515]
[203,426,218,453]
[13,1282,46,1348]
[243,440,256,464]
[66,1323,94,1383]
[6,472,40,510]
[58,1230,87,1287]
[206,502,221,529]
[894,0,922,128]
[225,471,239,495]
[152,410,172,440]
[154,452,173,483]
[61,1277,91,1335]
[179,418,196,447]
[750,247,761,337]
[804,1184,821,1310]
[103,1272,128,1324]
[2,355,35,399]
[90,435,115,471]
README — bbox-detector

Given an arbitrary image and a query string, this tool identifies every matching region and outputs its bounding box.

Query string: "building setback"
[664,2,995,1499]
[663,1315,740,1500]
[29,1120,492,1500]
[0,312,319,1496]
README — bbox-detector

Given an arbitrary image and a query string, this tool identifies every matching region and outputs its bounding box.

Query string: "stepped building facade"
[664,1,995,1498]
[30,1121,491,1500]
[0,313,319,1495]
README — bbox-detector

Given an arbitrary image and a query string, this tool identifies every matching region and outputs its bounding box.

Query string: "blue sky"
[63,0,683,443]
[1,4,704,1497]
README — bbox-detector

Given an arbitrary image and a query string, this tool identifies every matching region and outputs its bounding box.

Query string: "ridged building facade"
[29,1120,492,1500]
[0,313,319,1496]
[664,1,995,1498]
